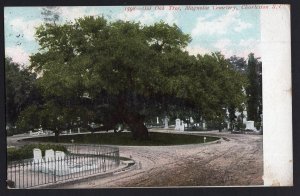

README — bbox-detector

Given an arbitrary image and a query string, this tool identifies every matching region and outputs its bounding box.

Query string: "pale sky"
[4,5,261,66]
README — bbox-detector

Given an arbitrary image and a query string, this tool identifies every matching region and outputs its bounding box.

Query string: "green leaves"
[15,105,40,132]
[30,17,194,100]
[246,53,262,122]
[144,22,191,51]
[5,58,41,125]
[25,16,250,135]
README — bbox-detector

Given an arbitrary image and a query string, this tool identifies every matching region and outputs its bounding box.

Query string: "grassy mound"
[23,132,219,146]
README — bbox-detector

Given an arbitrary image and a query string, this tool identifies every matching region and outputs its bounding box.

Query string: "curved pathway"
[58,130,263,187]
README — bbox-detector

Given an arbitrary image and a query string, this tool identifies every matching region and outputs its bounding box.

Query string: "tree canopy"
[246,53,262,123]
[5,58,41,127]
[227,54,262,129]
[22,16,248,139]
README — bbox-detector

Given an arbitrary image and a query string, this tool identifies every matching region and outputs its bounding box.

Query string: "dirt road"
[61,130,263,187]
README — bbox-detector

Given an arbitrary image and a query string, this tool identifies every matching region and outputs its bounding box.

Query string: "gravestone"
[32,148,43,172]
[118,125,122,131]
[190,117,194,123]
[90,122,96,128]
[156,117,159,124]
[55,151,66,173]
[202,121,206,130]
[55,151,65,160]
[33,148,42,162]
[45,149,55,170]
[180,120,185,131]
[45,149,55,161]
[175,119,181,130]
[245,121,255,130]
[164,116,169,129]
[242,111,248,124]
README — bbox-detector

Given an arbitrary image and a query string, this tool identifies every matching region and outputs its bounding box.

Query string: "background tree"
[226,55,248,130]
[227,54,262,129]
[15,105,40,134]
[246,53,262,123]
[5,58,41,128]
[41,7,60,25]
[228,55,247,74]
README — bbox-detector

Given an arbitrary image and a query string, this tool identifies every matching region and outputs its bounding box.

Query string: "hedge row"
[7,144,68,162]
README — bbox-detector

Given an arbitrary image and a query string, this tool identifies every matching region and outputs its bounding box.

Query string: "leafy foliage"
[15,105,40,132]
[227,54,262,129]
[24,16,248,139]
[7,144,68,162]
[246,53,262,122]
[5,58,41,127]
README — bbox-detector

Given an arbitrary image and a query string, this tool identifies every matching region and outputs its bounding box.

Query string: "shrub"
[255,121,262,130]
[235,120,246,131]
[6,127,23,136]
[7,143,68,162]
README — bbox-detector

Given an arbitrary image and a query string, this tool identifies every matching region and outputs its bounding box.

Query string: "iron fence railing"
[7,145,120,188]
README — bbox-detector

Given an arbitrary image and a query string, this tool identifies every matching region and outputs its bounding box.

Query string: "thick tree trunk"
[124,113,149,140]
[128,121,148,140]
[54,129,59,142]
[117,95,149,140]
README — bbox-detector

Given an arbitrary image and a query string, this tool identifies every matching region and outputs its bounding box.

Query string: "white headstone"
[190,117,194,123]
[55,151,66,172]
[90,122,96,128]
[242,111,248,123]
[45,149,55,161]
[175,119,181,130]
[45,149,55,170]
[55,151,65,160]
[33,148,42,162]
[156,117,159,124]
[164,116,169,129]
[180,120,185,131]
[245,121,256,130]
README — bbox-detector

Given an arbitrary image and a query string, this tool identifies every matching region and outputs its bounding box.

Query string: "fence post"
[54,157,56,183]
[37,160,40,186]
[26,161,29,188]
[22,161,24,188]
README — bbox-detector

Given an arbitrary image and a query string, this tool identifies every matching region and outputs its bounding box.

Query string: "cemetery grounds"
[7,130,263,188]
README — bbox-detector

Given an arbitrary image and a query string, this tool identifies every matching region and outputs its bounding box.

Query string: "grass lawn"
[23,132,220,146]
